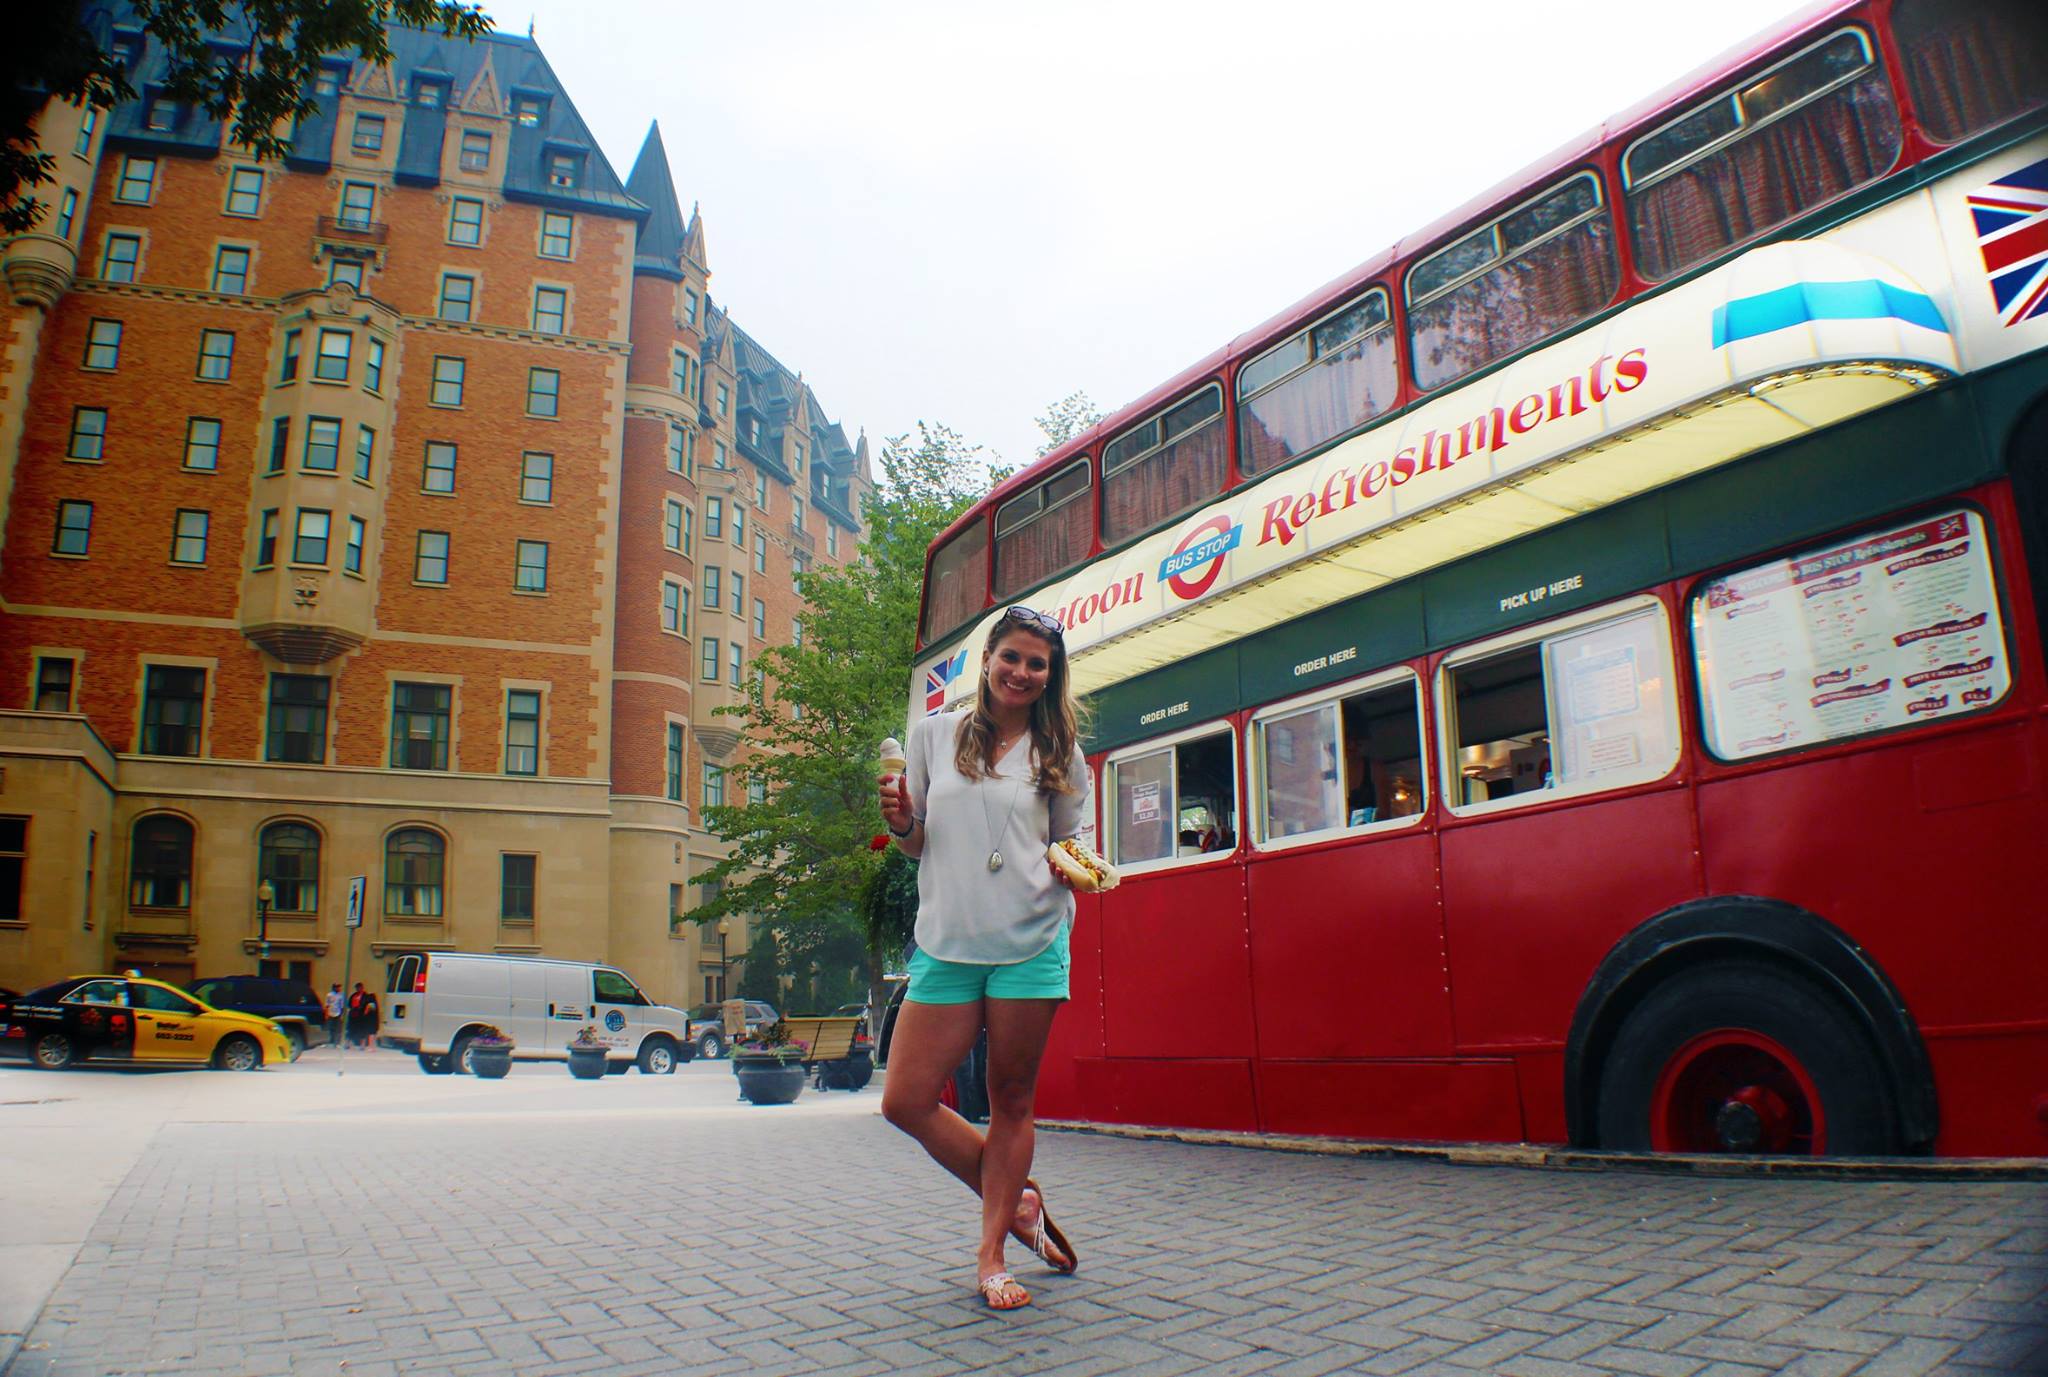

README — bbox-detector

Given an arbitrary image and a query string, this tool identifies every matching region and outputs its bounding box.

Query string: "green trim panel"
[1237,583,1425,707]
[1087,645,1239,753]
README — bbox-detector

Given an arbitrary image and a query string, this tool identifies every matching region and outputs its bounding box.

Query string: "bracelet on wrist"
[888,818,915,839]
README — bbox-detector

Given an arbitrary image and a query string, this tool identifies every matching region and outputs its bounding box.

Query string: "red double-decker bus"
[910,0,2048,1157]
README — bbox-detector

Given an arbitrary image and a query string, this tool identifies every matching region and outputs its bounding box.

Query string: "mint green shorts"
[906,926,1070,1004]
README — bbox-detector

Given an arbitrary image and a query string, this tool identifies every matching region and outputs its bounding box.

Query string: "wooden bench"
[777,1015,870,1090]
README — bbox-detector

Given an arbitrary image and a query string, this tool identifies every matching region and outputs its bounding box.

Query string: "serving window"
[1106,725,1239,872]
[1254,672,1425,846]
[1692,508,2012,762]
[1237,287,1399,477]
[1100,385,1227,545]
[1441,599,1680,812]
[993,459,1092,598]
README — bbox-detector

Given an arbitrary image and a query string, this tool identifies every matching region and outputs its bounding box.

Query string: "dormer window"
[414,81,445,107]
[547,151,581,189]
[145,98,177,131]
[314,68,341,97]
[512,94,546,127]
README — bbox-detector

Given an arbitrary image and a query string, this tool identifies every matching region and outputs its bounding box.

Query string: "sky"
[516,0,1810,476]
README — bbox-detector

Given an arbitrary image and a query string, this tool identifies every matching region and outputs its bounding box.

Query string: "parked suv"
[684,1000,779,1060]
[188,975,326,1057]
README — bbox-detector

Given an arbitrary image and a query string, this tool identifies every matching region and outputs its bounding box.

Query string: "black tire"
[214,1034,263,1072]
[418,1053,452,1075]
[1595,960,1897,1155]
[281,1026,307,1060]
[31,1031,76,1070]
[696,1031,725,1061]
[638,1037,677,1075]
[605,1058,630,1075]
[449,1034,475,1076]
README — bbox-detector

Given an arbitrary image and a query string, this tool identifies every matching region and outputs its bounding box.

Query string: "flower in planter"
[469,1024,514,1049]
[568,1025,605,1049]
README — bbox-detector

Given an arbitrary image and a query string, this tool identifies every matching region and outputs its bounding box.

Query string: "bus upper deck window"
[1890,0,2047,145]
[1238,287,1399,477]
[1100,385,1227,546]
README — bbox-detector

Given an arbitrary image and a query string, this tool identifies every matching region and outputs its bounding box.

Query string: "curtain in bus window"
[1627,75,1900,282]
[1892,0,2048,145]
[994,500,1091,599]
[922,520,989,643]
[1260,704,1343,839]
[1409,218,1619,392]
[1101,422,1228,545]
[1239,331,1400,476]
[1111,749,1174,865]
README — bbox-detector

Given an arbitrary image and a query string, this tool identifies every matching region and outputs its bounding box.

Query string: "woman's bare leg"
[976,998,1061,1279]
[879,998,992,1190]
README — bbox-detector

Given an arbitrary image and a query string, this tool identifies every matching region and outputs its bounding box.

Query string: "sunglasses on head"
[1002,605,1064,640]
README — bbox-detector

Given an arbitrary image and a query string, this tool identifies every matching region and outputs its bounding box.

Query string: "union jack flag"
[1970,155,2048,329]
[924,649,966,715]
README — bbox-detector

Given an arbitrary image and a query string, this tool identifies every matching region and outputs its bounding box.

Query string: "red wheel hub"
[1649,1028,1826,1154]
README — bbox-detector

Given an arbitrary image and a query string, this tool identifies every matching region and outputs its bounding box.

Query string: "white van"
[379,952,691,1075]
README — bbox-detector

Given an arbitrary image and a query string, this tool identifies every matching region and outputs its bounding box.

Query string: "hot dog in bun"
[1047,838,1119,893]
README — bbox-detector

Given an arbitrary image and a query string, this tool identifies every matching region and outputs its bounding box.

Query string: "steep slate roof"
[706,305,862,529]
[626,122,689,279]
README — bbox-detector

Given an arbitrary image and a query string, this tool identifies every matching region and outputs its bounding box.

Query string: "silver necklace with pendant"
[981,732,1029,873]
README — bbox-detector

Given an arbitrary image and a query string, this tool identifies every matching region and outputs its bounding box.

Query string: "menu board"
[1546,609,1678,786]
[1694,510,2010,760]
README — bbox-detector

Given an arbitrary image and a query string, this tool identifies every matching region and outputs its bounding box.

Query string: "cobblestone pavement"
[2,1054,2044,1377]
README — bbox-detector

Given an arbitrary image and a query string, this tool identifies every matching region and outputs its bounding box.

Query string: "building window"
[730,571,745,616]
[315,68,340,96]
[671,350,691,395]
[728,642,742,687]
[702,762,725,809]
[100,234,141,281]
[449,196,483,245]
[259,822,320,912]
[226,166,263,216]
[255,508,278,566]
[666,425,687,474]
[197,330,235,381]
[505,690,540,774]
[35,657,75,712]
[702,566,721,608]
[748,774,766,806]
[67,407,106,461]
[792,617,803,647]
[144,97,177,131]
[701,636,719,682]
[753,532,767,573]
[74,107,96,156]
[415,80,445,107]
[513,94,544,126]
[714,441,728,470]
[115,156,156,203]
[365,337,385,391]
[280,329,301,381]
[129,815,193,909]
[458,129,491,171]
[423,442,457,493]
[211,245,250,294]
[292,508,330,565]
[793,442,804,475]
[383,828,444,915]
[313,329,351,382]
[84,318,121,369]
[706,496,723,541]
[664,499,684,550]
[514,539,548,592]
[265,675,330,763]
[438,274,474,322]
[826,523,839,558]
[752,598,766,639]
[540,211,572,258]
[520,452,553,503]
[327,257,364,290]
[140,666,205,756]
[430,355,464,406]
[53,500,92,555]
[792,496,805,532]
[731,505,745,547]
[532,286,566,334]
[339,181,375,227]
[344,515,365,573]
[683,289,699,327]
[267,418,289,473]
[414,530,449,583]
[665,723,684,800]
[547,151,580,188]
[351,114,384,154]
[56,187,78,239]
[754,470,768,508]
[715,382,729,417]
[303,417,341,471]
[390,684,451,770]
[682,505,694,555]
[661,580,684,634]
[354,425,375,481]
[501,853,536,921]
[527,367,559,417]
[170,509,209,564]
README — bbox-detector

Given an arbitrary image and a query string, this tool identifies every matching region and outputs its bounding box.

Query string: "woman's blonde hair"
[953,610,1083,796]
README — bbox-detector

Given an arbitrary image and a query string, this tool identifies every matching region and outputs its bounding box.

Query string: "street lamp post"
[716,917,728,1000]
[256,878,274,965]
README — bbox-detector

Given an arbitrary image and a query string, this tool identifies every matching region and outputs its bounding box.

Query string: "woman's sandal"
[1020,1178,1079,1275]
[978,1271,1030,1310]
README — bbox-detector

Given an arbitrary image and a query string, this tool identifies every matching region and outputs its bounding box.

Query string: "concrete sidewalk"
[1,1051,2043,1376]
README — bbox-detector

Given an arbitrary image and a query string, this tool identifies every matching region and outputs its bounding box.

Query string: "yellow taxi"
[0,974,295,1070]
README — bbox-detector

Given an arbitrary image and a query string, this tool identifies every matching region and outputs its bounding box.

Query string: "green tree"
[1034,390,1105,457]
[4,0,491,234]
[691,422,991,1016]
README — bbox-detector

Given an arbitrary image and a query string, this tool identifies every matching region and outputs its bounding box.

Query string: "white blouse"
[904,707,1093,965]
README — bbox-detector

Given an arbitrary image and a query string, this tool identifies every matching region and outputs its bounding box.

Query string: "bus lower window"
[1342,682,1423,826]
[1891,0,2046,146]
[1448,646,1552,804]
[1259,679,1422,839]
[1110,730,1238,866]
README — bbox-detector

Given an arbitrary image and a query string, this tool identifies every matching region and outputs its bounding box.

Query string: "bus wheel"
[1595,961,1895,1156]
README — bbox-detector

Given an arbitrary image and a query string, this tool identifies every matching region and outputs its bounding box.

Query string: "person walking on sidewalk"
[324,983,345,1046]
[879,605,1087,1311]
[345,982,368,1048]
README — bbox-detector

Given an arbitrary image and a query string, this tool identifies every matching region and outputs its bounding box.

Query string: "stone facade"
[0,17,868,1008]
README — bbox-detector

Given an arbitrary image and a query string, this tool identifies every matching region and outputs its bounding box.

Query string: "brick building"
[0,16,868,1008]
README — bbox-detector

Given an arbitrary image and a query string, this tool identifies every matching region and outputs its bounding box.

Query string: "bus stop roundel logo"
[1160,514,1242,601]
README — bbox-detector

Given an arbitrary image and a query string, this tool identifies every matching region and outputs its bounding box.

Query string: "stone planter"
[566,1044,610,1080]
[470,1044,513,1079]
[733,1056,805,1105]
